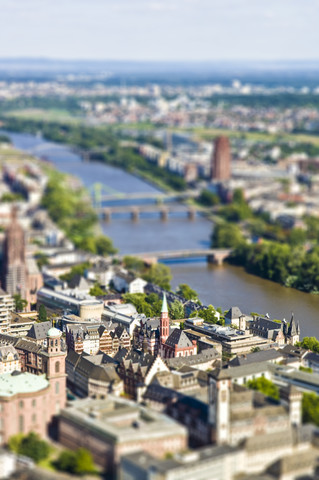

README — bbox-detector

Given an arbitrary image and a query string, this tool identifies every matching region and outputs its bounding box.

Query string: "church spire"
[161,292,168,313]
[160,293,169,346]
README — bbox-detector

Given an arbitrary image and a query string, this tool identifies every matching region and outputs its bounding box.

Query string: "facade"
[0,344,21,374]
[8,311,37,337]
[249,314,300,345]
[211,136,231,182]
[66,350,123,398]
[0,289,15,334]
[208,368,302,445]
[0,372,51,445]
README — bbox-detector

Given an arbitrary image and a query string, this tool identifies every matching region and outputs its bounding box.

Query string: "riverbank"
[0,117,187,193]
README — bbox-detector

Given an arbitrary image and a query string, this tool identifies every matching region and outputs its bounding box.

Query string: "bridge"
[117,248,232,266]
[97,204,199,221]
[88,183,200,207]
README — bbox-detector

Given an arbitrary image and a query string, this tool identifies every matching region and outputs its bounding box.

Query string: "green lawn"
[5,108,82,124]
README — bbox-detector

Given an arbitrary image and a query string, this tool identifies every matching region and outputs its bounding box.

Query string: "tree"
[211,223,243,248]
[55,448,96,475]
[176,284,200,302]
[297,337,319,353]
[9,432,50,463]
[169,300,185,320]
[123,256,145,273]
[197,189,219,207]
[89,283,105,297]
[246,377,279,400]
[302,392,319,426]
[38,304,47,322]
[142,263,172,290]
[13,294,27,312]
[190,305,222,324]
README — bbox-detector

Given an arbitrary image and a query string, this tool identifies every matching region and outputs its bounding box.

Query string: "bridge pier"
[187,208,196,221]
[160,207,169,221]
[131,208,140,222]
[102,208,112,222]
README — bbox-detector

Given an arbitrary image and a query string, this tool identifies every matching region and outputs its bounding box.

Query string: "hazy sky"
[0,0,318,60]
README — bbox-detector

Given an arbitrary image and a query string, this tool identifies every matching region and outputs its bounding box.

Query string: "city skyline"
[0,0,318,61]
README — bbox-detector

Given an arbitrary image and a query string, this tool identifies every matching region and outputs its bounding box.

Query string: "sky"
[0,0,318,61]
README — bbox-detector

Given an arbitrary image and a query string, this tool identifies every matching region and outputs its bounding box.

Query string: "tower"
[208,371,231,444]
[1,207,27,298]
[287,313,300,345]
[160,293,170,346]
[211,136,231,182]
[43,327,67,417]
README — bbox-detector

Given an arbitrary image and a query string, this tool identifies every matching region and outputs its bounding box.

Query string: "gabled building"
[159,294,197,359]
[249,314,300,345]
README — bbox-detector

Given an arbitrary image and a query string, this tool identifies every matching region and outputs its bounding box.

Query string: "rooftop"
[60,396,186,444]
[0,372,49,397]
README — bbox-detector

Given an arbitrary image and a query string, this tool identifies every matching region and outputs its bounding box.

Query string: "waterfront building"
[184,318,272,355]
[211,136,231,181]
[249,314,300,346]
[58,396,187,477]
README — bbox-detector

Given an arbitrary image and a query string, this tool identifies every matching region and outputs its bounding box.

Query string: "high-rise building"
[0,289,15,333]
[1,207,27,299]
[211,136,231,181]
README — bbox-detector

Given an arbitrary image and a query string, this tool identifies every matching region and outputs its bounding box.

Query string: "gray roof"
[225,306,243,320]
[228,349,283,367]
[165,329,193,349]
[27,321,52,340]
[166,348,219,370]
[250,317,281,331]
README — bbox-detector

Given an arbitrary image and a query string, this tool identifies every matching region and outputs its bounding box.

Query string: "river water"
[5,131,319,338]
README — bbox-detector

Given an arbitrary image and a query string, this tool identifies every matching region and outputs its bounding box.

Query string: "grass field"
[5,108,82,124]
[113,122,319,146]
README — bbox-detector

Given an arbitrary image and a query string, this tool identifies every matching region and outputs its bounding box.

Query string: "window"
[55,382,60,394]
[32,414,36,424]
[32,399,36,408]
[19,415,24,433]
[19,400,24,409]
[55,362,60,373]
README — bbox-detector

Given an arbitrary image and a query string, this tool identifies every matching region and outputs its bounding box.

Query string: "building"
[211,136,231,182]
[0,207,27,299]
[184,318,272,355]
[66,350,122,398]
[8,311,37,337]
[37,287,104,321]
[58,396,187,477]
[0,372,50,445]
[249,314,300,346]
[160,294,197,359]
[0,289,15,334]
[0,344,20,374]
[208,367,302,445]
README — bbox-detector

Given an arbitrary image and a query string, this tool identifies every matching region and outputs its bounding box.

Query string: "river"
[5,131,319,338]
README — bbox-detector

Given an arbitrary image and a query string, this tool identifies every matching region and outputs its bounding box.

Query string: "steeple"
[161,292,168,313]
[288,313,297,336]
[160,293,169,346]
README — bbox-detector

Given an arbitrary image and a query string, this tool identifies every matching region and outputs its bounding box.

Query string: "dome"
[47,327,62,338]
